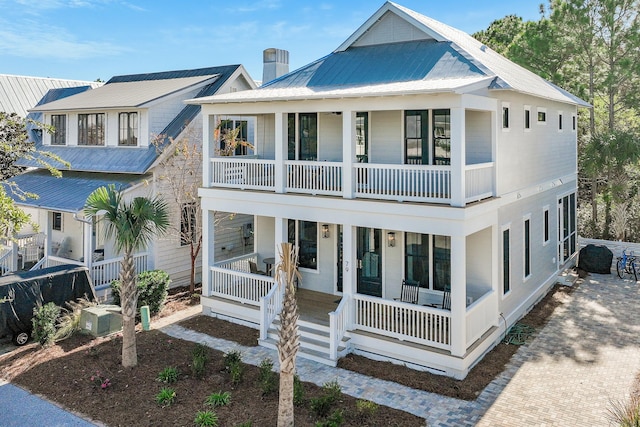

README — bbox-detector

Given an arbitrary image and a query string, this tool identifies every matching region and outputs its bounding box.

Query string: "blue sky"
[0,0,543,83]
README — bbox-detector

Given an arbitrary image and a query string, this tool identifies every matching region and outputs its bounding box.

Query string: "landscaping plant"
[110,269,171,316]
[223,350,244,385]
[156,367,179,383]
[54,297,96,342]
[89,370,112,390]
[32,302,61,347]
[258,358,277,395]
[293,374,305,406]
[155,387,176,407]
[194,410,219,427]
[204,391,231,408]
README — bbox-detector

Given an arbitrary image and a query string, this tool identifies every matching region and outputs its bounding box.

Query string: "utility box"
[80,305,122,337]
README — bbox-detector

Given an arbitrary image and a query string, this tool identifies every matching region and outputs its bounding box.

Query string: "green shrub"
[315,409,344,427]
[355,399,378,420]
[223,350,244,385]
[156,367,179,383]
[193,343,209,360]
[323,380,341,402]
[194,410,219,427]
[32,302,61,346]
[310,380,342,418]
[204,391,231,408]
[54,297,96,342]
[258,358,277,395]
[110,269,170,315]
[155,387,176,407]
[230,362,244,385]
[192,343,209,379]
[293,374,305,406]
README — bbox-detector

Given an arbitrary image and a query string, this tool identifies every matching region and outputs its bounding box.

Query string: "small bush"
[293,374,305,406]
[315,409,344,427]
[192,343,209,379]
[32,302,61,346]
[194,410,219,427]
[110,269,170,316]
[323,380,341,402]
[54,297,96,342]
[355,399,378,420]
[156,367,179,383]
[311,380,342,418]
[205,391,231,408]
[193,342,209,360]
[258,358,277,395]
[230,362,244,385]
[155,387,176,407]
[223,350,244,385]
[608,395,640,427]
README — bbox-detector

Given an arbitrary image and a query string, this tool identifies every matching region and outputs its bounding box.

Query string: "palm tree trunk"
[277,287,298,427]
[120,251,138,367]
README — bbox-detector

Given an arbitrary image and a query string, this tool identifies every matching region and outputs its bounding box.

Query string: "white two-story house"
[7,65,256,296]
[192,2,588,378]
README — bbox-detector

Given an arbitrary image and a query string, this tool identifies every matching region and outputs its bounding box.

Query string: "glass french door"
[558,193,576,264]
[357,227,382,297]
[405,110,428,165]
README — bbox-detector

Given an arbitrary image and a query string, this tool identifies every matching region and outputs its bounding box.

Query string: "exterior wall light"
[387,232,396,247]
[322,224,330,238]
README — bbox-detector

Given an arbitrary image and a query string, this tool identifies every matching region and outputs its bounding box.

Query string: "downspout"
[73,212,93,270]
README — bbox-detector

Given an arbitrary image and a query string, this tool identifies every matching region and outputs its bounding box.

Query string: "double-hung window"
[78,113,105,145]
[524,216,531,279]
[287,113,317,160]
[118,112,138,146]
[51,115,66,145]
[288,220,317,270]
[404,233,450,291]
[502,226,510,294]
[219,119,249,155]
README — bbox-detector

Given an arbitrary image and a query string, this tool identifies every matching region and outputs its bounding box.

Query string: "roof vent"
[480,45,487,52]
[262,48,289,85]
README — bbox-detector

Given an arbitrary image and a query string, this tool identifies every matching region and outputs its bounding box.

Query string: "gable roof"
[192,2,587,107]
[0,74,101,117]
[18,65,246,174]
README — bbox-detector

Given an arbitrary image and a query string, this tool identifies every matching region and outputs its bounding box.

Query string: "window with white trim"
[502,225,510,295]
[52,212,63,231]
[288,219,317,270]
[558,112,563,131]
[51,115,66,145]
[502,103,510,129]
[524,106,531,130]
[118,112,138,146]
[524,215,531,279]
[537,108,547,124]
[543,205,550,245]
[78,113,105,145]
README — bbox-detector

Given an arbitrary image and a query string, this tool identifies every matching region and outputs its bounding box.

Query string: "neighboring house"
[6,66,257,297]
[192,1,588,379]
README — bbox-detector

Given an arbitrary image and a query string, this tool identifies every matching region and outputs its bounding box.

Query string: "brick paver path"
[162,273,640,426]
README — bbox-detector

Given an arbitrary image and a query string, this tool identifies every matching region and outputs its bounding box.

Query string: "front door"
[337,225,343,292]
[357,227,382,297]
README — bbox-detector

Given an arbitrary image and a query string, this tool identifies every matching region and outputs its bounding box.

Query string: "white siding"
[214,213,254,261]
[370,110,402,164]
[466,227,492,296]
[256,114,275,160]
[148,86,203,137]
[465,110,492,164]
[319,112,342,161]
[353,11,432,47]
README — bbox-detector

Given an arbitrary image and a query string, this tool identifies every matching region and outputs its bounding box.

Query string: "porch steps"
[259,318,350,367]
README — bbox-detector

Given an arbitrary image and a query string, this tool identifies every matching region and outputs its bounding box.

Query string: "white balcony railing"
[285,161,343,196]
[353,294,451,350]
[465,289,497,346]
[354,164,451,202]
[91,253,150,289]
[210,157,276,190]
[211,266,276,306]
[214,252,258,272]
[465,162,494,203]
[329,296,350,360]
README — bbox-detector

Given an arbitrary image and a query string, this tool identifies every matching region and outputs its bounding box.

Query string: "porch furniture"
[249,260,267,275]
[393,279,420,304]
[426,290,451,311]
[263,257,275,276]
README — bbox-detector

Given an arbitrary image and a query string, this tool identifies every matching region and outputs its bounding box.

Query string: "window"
[432,109,451,165]
[219,119,249,155]
[572,114,576,131]
[78,113,105,145]
[288,220,317,269]
[118,112,138,146]
[52,212,63,231]
[558,113,563,131]
[180,203,197,246]
[537,109,547,123]
[404,109,450,166]
[524,216,531,279]
[51,115,66,145]
[502,227,510,294]
[287,113,317,160]
[559,193,577,263]
[502,106,510,129]
[524,107,531,130]
[543,206,550,244]
[355,112,368,163]
[404,232,450,291]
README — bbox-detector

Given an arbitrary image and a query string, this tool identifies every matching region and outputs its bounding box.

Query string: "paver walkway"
[161,273,640,426]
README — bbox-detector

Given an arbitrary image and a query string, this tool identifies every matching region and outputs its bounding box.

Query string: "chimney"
[262,48,289,84]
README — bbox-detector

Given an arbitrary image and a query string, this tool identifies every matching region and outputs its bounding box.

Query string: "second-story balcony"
[203,104,497,207]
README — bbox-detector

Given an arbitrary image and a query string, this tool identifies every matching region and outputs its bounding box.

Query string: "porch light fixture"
[322,224,330,239]
[387,232,396,247]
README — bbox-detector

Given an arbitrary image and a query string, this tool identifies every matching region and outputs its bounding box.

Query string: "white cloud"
[229,0,281,13]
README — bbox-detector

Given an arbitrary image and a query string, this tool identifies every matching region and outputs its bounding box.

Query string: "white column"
[450,234,467,357]
[342,111,356,199]
[342,224,357,326]
[490,109,498,197]
[201,210,216,297]
[83,219,92,269]
[274,112,286,193]
[450,108,466,207]
[10,240,18,271]
[202,113,212,187]
[44,211,51,258]
[274,216,288,266]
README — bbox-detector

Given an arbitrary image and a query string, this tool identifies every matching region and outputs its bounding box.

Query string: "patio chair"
[248,260,267,275]
[393,279,420,304]
[426,290,451,311]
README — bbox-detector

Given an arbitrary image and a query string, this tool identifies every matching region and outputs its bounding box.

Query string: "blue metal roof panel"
[6,170,148,212]
[263,40,486,90]
[106,65,240,84]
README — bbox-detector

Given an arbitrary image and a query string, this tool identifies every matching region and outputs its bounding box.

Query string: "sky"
[0,0,544,83]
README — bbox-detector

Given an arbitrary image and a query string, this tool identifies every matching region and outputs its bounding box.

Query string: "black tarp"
[0,264,96,337]
[577,244,613,274]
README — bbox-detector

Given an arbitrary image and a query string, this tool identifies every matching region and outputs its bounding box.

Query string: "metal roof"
[0,74,101,117]
[193,2,588,107]
[18,65,243,174]
[6,170,148,213]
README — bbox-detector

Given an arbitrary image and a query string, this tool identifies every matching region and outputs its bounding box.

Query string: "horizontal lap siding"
[370,110,402,164]
[465,110,492,164]
[319,113,342,161]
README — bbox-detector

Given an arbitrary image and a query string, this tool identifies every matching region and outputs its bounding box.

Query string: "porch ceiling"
[6,169,148,213]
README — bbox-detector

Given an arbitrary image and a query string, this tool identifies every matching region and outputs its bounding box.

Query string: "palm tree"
[274,242,301,427]
[84,184,169,367]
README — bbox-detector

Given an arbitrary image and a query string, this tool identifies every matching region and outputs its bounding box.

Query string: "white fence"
[90,253,149,289]
[465,163,494,203]
[354,164,451,202]
[210,157,275,190]
[213,252,257,272]
[285,161,343,195]
[210,267,275,306]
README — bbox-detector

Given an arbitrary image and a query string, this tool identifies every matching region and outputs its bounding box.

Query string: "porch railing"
[0,246,14,275]
[259,280,282,340]
[285,161,343,196]
[211,266,276,306]
[45,255,84,268]
[329,296,350,360]
[353,294,451,350]
[210,157,275,190]
[91,253,150,289]
[213,252,257,272]
[354,164,451,202]
[465,162,494,203]
[465,289,498,346]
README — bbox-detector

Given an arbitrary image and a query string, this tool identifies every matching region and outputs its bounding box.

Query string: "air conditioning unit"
[80,305,122,337]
